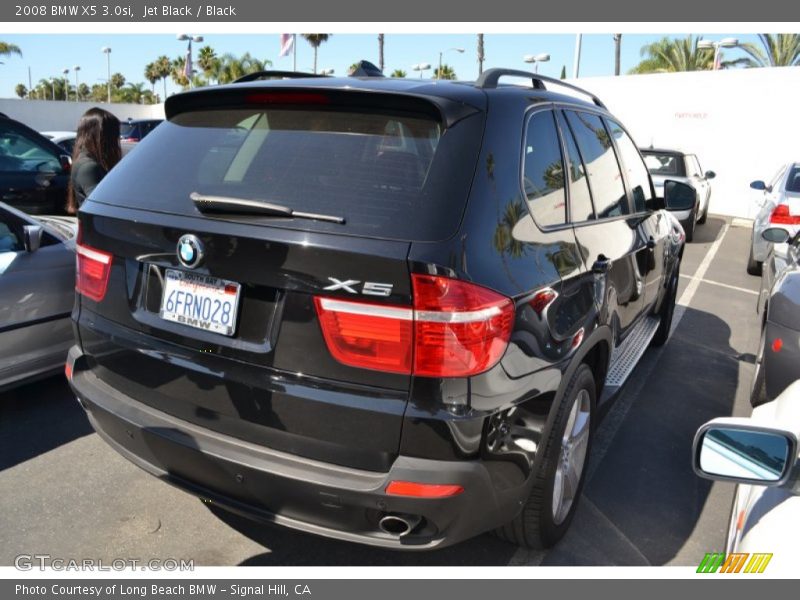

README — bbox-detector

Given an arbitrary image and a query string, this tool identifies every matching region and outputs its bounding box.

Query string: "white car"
[747,162,800,275]
[40,131,76,156]
[641,148,715,243]
[693,380,800,570]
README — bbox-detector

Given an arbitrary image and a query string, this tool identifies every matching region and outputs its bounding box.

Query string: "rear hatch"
[77,84,485,472]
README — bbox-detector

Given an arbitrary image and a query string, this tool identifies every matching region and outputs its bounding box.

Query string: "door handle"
[592,254,611,274]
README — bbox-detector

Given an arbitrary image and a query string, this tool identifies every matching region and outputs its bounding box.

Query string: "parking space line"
[678,273,758,296]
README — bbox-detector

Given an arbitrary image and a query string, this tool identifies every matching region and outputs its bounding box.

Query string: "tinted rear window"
[95,106,483,241]
[642,152,685,177]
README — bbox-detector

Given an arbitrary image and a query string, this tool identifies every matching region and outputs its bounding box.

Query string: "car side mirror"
[762,227,792,244]
[750,180,767,191]
[663,180,696,211]
[23,225,43,253]
[59,154,72,174]
[705,170,716,180]
[693,418,797,486]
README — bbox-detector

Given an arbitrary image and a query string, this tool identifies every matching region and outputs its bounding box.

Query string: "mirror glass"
[750,180,767,191]
[664,180,695,211]
[705,170,716,180]
[762,227,791,244]
[699,427,790,482]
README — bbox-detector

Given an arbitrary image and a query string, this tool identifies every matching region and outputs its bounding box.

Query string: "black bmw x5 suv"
[67,68,694,550]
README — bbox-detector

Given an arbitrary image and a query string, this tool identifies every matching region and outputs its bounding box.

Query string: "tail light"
[385,481,464,498]
[314,274,515,378]
[769,204,800,225]
[76,226,112,302]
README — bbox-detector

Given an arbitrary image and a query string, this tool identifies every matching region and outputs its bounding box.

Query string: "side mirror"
[762,227,792,244]
[663,180,696,211]
[751,180,767,191]
[705,170,716,180]
[693,418,797,486]
[59,154,72,173]
[23,225,43,253]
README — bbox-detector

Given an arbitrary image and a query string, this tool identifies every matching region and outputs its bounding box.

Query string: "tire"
[750,326,769,407]
[651,267,679,347]
[746,243,762,276]
[683,207,696,243]
[496,363,595,549]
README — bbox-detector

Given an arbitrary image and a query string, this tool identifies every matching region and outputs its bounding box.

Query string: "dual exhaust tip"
[378,513,422,537]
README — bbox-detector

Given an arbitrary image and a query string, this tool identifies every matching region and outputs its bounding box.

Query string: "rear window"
[786,166,800,193]
[96,106,483,241]
[642,152,685,177]
[120,122,136,138]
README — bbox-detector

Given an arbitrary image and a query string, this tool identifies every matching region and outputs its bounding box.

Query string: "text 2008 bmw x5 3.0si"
[66,67,694,550]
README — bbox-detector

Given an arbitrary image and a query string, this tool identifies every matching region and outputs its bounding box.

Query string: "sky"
[0,32,763,99]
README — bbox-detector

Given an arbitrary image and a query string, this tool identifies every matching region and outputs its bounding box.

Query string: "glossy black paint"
[72,77,684,546]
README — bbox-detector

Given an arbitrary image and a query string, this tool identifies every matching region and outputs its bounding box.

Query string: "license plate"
[160,269,241,336]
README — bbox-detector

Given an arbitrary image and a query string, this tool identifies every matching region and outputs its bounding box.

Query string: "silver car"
[693,380,800,572]
[747,162,800,275]
[0,202,76,391]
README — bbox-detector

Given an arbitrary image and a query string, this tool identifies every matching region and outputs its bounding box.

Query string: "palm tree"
[110,72,126,90]
[154,55,172,99]
[197,45,220,82]
[144,62,159,96]
[14,83,27,99]
[433,64,457,80]
[301,34,331,74]
[613,34,622,75]
[377,34,385,72]
[737,34,800,67]
[216,52,271,84]
[170,56,189,89]
[477,34,485,75]
[390,69,407,78]
[0,42,22,62]
[629,35,714,74]
[78,83,90,101]
[120,82,147,104]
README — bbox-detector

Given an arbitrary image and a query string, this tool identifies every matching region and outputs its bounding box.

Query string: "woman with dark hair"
[66,107,122,214]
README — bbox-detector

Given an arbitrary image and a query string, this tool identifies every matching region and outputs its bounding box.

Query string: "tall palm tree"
[377,34,385,72]
[14,84,27,99]
[629,35,714,74]
[170,56,189,89]
[301,34,331,74]
[110,72,126,90]
[433,64,457,80]
[197,45,220,82]
[477,34,485,75]
[154,55,172,99]
[613,34,622,75]
[216,52,271,84]
[738,34,800,67]
[0,42,22,62]
[144,62,159,96]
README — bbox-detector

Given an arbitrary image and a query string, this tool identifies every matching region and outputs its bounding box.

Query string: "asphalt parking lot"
[0,214,760,567]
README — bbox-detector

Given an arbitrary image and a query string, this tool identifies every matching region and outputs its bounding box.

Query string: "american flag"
[279,34,294,57]
[183,43,192,80]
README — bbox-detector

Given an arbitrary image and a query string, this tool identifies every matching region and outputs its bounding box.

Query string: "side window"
[606,118,653,213]
[523,110,567,228]
[0,213,23,253]
[0,125,60,173]
[564,111,629,219]
[556,111,595,222]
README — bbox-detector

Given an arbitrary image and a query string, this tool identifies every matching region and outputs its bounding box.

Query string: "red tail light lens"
[76,242,113,302]
[314,275,515,378]
[769,204,800,225]
[385,481,464,498]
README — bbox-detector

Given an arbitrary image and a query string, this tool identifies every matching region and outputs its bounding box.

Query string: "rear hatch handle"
[190,192,345,224]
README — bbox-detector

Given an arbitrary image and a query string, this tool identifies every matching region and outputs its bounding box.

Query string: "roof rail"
[233,70,328,84]
[475,68,606,109]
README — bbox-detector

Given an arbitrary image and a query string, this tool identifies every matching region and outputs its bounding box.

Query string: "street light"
[437,47,464,80]
[523,53,551,74]
[177,34,204,89]
[698,37,739,70]
[62,68,70,101]
[412,62,431,78]
[73,65,80,102]
[101,47,111,103]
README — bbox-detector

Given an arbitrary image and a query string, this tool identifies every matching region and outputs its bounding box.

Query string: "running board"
[600,315,660,403]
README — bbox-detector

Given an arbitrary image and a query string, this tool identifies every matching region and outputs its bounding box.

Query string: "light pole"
[412,63,431,78]
[573,34,583,78]
[698,37,739,70]
[177,34,204,89]
[101,47,111,103]
[437,47,464,80]
[62,68,70,101]
[73,65,80,102]
[523,53,551,74]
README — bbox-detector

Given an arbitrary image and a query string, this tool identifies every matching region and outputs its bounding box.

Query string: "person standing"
[66,107,122,214]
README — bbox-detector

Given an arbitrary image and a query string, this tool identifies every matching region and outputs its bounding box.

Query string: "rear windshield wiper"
[190,192,345,225]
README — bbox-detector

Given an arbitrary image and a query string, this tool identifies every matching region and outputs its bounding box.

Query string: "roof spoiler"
[233,70,327,83]
[348,60,384,78]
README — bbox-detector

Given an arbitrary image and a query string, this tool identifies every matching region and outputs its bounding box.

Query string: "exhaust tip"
[378,513,422,537]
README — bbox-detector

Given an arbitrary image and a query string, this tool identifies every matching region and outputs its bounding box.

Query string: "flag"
[183,43,192,80]
[279,33,294,57]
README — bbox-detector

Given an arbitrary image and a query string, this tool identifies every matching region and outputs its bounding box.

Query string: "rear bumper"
[66,346,523,550]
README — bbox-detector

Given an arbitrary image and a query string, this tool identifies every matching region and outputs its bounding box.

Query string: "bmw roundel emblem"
[177,234,204,269]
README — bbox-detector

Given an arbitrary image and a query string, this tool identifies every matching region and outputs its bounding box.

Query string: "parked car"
[747,162,800,275]
[641,148,715,243]
[0,202,77,391]
[751,226,800,407]
[120,118,162,143]
[693,380,800,566]
[66,68,693,550]
[41,131,77,156]
[0,114,72,215]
